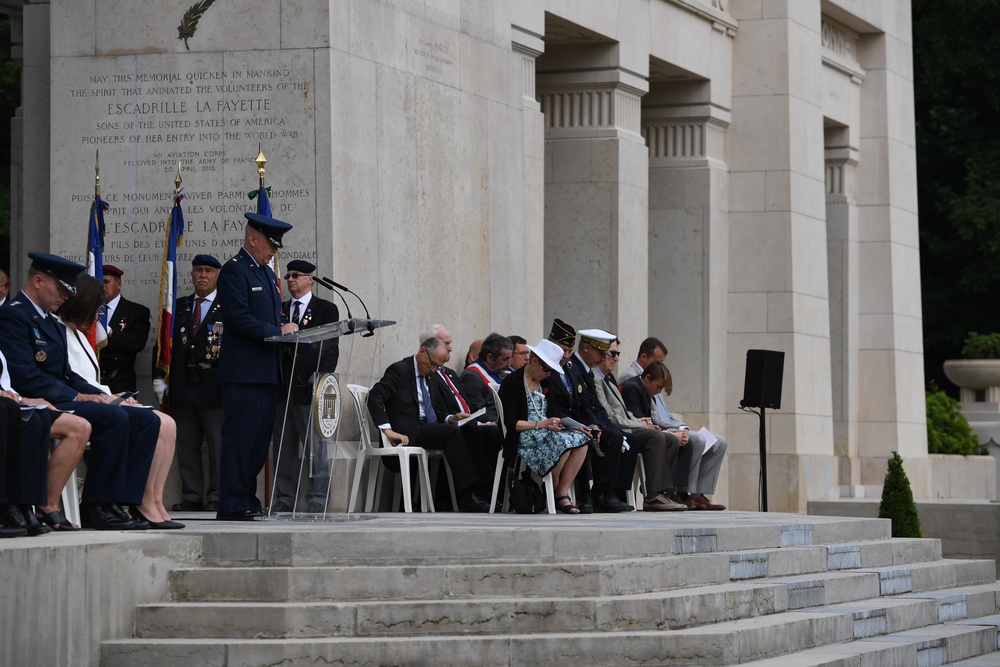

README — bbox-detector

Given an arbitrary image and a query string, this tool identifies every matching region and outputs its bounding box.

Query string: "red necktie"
[192,297,207,333]
[438,369,470,413]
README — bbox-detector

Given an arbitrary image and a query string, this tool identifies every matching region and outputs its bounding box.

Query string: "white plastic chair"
[346,384,457,513]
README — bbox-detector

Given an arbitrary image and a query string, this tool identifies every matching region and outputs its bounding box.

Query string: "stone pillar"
[726,0,838,512]
[825,136,860,492]
[643,98,731,437]
[855,25,928,495]
[538,65,649,345]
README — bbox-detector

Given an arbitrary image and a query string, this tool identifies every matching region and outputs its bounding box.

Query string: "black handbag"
[509,468,546,514]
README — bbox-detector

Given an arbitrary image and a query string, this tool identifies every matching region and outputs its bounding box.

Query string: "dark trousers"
[413,422,480,495]
[0,398,51,506]
[271,393,330,506]
[172,398,224,504]
[56,402,159,504]
[629,428,678,495]
[219,383,278,513]
[459,423,503,499]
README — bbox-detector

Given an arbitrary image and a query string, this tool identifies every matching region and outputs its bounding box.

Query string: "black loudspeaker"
[742,349,785,410]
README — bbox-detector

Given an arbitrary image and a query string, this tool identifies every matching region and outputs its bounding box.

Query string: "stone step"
[949,649,1000,665]
[106,612,1000,667]
[740,621,998,667]
[194,516,893,567]
[169,538,943,603]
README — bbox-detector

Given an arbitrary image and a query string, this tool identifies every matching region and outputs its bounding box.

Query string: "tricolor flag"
[154,190,186,380]
[86,196,109,353]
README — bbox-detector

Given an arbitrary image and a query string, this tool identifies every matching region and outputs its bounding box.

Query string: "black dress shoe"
[171,500,204,512]
[19,506,52,536]
[216,509,260,521]
[593,494,635,513]
[270,500,293,513]
[0,505,27,538]
[204,501,218,511]
[306,502,326,514]
[576,495,594,514]
[112,504,148,530]
[81,504,144,530]
[457,490,491,513]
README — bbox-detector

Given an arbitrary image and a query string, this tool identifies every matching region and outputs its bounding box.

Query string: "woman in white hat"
[498,339,589,513]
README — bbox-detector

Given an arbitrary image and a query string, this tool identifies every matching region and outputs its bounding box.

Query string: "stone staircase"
[100,513,1000,666]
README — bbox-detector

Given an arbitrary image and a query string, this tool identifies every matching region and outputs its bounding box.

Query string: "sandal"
[555,495,580,514]
[36,509,80,531]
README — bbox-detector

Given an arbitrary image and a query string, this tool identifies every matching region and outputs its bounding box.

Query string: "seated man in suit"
[422,325,504,503]
[99,264,151,394]
[617,336,667,384]
[0,253,160,530]
[506,335,529,373]
[153,254,225,512]
[460,332,512,423]
[271,259,340,513]
[621,361,727,510]
[593,339,686,511]
[367,334,491,512]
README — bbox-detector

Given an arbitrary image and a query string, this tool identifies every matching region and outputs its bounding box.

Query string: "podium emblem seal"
[314,373,342,439]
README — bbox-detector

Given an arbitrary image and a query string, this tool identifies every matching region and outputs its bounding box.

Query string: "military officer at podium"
[271,259,339,513]
[99,264,151,394]
[153,254,225,512]
[216,213,298,521]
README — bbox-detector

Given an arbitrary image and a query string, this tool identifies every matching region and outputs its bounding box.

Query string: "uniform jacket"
[217,247,283,385]
[160,292,224,406]
[564,353,623,437]
[100,295,151,392]
[0,291,104,404]
[280,293,339,403]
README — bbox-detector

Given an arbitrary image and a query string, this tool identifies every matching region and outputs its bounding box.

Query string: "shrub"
[961,332,1000,359]
[926,385,978,455]
[878,452,922,538]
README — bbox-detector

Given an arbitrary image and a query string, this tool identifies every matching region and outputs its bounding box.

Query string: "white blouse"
[58,317,112,394]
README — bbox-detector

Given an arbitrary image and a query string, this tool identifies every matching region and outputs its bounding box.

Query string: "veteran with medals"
[154,254,225,512]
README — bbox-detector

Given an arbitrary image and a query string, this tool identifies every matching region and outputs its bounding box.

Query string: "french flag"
[154,191,185,380]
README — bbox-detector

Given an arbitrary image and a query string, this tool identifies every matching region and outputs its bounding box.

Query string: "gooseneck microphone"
[322,277,375,337]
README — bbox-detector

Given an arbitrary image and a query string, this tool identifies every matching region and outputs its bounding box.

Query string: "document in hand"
[697,426,718,455]
[456,407,487,426]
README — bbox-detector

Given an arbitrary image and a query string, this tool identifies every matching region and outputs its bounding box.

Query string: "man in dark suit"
[367,335,491,512]
[0,253,160,530]
[216,214,299,520]
[153,254,225,512]
[270,259,339,513]
[460,332,512,423]
[99,264,151,394]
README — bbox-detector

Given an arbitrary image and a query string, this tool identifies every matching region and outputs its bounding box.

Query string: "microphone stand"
[322,277,375,337]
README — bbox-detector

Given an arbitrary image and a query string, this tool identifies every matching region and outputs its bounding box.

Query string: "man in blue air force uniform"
[215,213,298,520]
[0,253,160,530]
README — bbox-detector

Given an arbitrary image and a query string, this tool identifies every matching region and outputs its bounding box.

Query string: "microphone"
[313,277,355,332]
[322,277,375,337]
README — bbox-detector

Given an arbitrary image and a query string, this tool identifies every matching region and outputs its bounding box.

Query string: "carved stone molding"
[537,70,647,139]
[642,105,730,167]
[825,146,859,202]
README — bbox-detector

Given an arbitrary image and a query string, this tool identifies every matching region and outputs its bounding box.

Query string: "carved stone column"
[537,66,649,345]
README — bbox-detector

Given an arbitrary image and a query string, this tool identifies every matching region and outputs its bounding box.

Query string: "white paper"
[560,417,587,430]
[456,407,486,426]
[697,426,718,454]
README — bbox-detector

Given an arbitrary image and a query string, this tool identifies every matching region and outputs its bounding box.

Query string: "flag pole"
[256,144,274,510]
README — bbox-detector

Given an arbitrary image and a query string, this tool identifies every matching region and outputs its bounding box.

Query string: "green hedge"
[926,385,978,455]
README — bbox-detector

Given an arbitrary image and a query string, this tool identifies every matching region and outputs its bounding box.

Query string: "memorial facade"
[2,0,923,512]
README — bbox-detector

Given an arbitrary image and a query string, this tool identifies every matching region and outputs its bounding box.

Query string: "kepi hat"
[28,252,86,295]
[244,212,292,248]
[578,328,616,352]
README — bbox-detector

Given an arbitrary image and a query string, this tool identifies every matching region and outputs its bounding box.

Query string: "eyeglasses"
[284,272,311,280]
[604,350,620,358]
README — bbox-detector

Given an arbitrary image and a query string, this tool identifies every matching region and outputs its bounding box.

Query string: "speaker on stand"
[740,349,785,512]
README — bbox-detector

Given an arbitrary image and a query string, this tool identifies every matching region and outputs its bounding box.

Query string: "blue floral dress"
[518,387,588,476]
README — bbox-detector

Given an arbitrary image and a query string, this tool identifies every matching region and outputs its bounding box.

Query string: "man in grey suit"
[593,340,686,511]
[621,361,727,510]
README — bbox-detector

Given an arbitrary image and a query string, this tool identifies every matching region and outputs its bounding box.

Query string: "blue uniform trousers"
[219,383,278,513]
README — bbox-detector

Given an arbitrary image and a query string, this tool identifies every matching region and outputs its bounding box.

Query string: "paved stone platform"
[5,510,1000,666]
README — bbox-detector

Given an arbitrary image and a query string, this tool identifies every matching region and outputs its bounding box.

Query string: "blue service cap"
[244,212,292,248]
[192,254,222,269]
[28,252,86,295]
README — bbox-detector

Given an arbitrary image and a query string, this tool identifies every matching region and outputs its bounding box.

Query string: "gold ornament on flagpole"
[256,143,266,190]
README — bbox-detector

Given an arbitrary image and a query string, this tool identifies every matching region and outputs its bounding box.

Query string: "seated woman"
[57,273,183,529]
[498,339,589,513]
